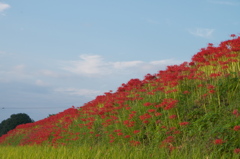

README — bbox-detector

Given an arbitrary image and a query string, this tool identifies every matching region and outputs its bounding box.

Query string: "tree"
[0,113,34,137]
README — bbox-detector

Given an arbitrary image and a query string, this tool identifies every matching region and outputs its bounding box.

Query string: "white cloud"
[0,64,32,82]
[35,79,49,86]
[0,2,10,12]
[39,70,62,78]
[13,64,26,72]
[62,54,111,76]
[62,54,181,77]
[188,28,214,38]
[54,88,102,98]
[112,61,143,69]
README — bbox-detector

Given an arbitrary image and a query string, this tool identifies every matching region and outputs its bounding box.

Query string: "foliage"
[0,113,34,137]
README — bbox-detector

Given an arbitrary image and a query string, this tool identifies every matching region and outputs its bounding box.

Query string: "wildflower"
[169,115,177,119]
[147,109,156,113]
[233,125,240,131]
[124,135,131,138]
[130,140,141,146]
[230,34,236,38]
[155,112,162,116]
[214,139,225,145]
[169,127,176,131]
[139,113,152,120]
[207,84,215,90]
[233,109,239,117]
[179,122,189,126]
[117,132,123,136]
[163,136,175,143]
[183,90,190,94]
[173,130,181,134]
[143,120,149,124]
[234,148,240,154]
[161,125,167,129]
[155,120,161,124]
[125,107,131,110]
[123,120,135,127]
[114,129,121,132]
[144,102,152,107]
[209,89,215,94]
[133,130,140,134]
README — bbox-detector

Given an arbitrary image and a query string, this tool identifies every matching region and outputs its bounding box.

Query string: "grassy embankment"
[0,35,239,158]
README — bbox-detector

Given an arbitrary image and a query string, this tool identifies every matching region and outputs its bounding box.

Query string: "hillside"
[0,35,239,157]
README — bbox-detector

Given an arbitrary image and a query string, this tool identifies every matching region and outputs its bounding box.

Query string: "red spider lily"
[155,112,162,117]
[130,140,141,146]
[144,102,152,107]
[233,125,240,131]
[117,133,123,136]
[169,115,177,119]
[125,107,131,110]
[210,73,221,78]
[214,139,225,145]
[124,135,131,138]
[114,129,122,132]
[183,90,190,94]
[143,120,149,124]
[123,120,135,127]
[179,122,189,126]
[173,130,181,134]
[230,34,236,38]
[133,130,140,134]
[162,136,175,143]
[147,109,156,113]
[233,109,239,117]
[209,89,215,94]
[234,148,240,154]
[161,125,167,129]
[139,113,152,120]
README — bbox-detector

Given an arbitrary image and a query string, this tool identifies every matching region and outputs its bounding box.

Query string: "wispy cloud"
[62,54,181,77]
[188,28,215,38]
[0,51,6,56]
[35,79,49,87]
[0,2,10,12]
[0,64,32,82]
[54,88,102,98]
[38,70,62,78]
[62,55,111,76]
[208,0,240,5]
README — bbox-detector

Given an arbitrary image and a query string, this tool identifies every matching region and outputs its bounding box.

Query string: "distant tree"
[48,114,56,117]
[0,113,34,137]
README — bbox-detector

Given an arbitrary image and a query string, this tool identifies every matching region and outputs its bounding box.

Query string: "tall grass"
[0,145,239,159]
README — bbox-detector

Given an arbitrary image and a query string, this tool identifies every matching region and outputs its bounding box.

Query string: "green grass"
[0,145,239,159]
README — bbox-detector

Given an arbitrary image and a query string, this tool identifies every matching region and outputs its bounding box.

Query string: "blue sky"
[0,0,239,122]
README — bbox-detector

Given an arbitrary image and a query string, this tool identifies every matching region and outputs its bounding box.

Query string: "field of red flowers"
[0,35,239,157]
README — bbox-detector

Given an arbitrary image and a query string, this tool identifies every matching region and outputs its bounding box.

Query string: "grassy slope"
[0,35,239,158]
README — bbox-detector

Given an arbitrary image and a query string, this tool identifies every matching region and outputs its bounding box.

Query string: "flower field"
[0,35,240,158]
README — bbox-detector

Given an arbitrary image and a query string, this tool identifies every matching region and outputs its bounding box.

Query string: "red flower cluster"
[214,139,225,145]
[0,34,239,155]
